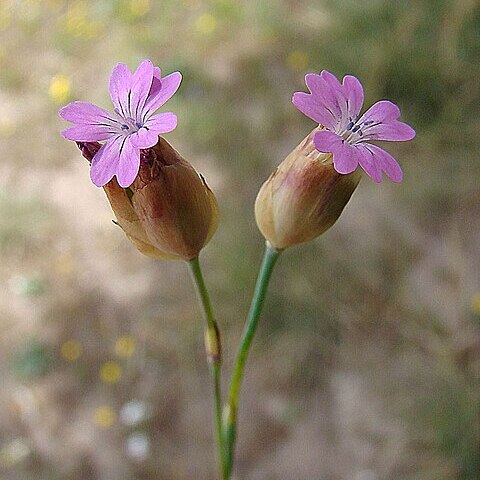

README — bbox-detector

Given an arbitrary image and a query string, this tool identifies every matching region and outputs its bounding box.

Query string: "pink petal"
[130,129,159,149]
[116,137,141,187]
[130,60,155,120]
[320,70,350,124]
[320,70,345,106]
[144,67,163,108]
[305,73,340,114]
[299,71,360,133]
[313,130,359,174]
[130,113,178,148]
[109,63,132,118]
[59,101,117,125]
[90,136,140,187]
[331,142,360,175]
[364,144,403,183]
[90,138,121,187]
[355,144,382,183]
[357,100,415,142]
[358,100,401,124]
[342,75,364,117]
[313,130,343,152]
[145,112,177,133]
[143,72,182,118]
[305,73,342,127]
[320,70,343,90]
[360,120,416,141]
[304,72,326,96]
[292,91,338,131]
[62,124,115,142]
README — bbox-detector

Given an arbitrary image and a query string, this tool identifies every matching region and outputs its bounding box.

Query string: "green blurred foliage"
[12,342,54,379]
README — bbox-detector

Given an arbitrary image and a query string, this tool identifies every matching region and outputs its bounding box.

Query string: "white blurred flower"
[120,399,150,426]
[126,432,150,460]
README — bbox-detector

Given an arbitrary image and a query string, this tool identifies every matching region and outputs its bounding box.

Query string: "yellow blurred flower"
[115,336,137,358]
[49,75,71,104]
[62,1,102,39]
[471,292,480,315]
[61,340,82,362]
[287,50,309,71]
[100,361,122,384]
[93,406,116,428]
[195,13,217,35]
[129,0,150,17]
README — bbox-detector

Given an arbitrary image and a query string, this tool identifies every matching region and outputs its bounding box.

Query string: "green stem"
[224,242,282,477]
[188,257,226,480]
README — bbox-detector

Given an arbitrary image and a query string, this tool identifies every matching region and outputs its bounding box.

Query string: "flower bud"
[103,178,178,260]
[77,138,218,260]
[129,138,218,260]
[255,129,360,250]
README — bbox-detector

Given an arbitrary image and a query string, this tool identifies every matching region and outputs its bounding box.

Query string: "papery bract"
[77,138,218,261]
[255,130,360,250]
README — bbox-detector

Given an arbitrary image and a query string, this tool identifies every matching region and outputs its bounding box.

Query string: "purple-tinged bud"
[255,129,360,250]
[77,138,218,260]
[129,138,218,260]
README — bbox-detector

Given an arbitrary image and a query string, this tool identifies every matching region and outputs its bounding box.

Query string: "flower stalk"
[187,257,227,479]
[224,242,282,476]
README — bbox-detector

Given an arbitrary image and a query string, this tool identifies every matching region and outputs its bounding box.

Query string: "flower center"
[341,119,376,144]
[114,109,144,135]
[119,117,143,135]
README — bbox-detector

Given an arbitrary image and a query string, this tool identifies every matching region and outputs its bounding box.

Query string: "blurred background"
[0,0,479,479]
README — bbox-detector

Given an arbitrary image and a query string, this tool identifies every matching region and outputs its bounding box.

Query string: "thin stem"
[188,257,227,480]
[224,242,282,477]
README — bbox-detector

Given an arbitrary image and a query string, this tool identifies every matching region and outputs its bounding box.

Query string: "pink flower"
[59,60,182,187]
[292,71,415,183]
